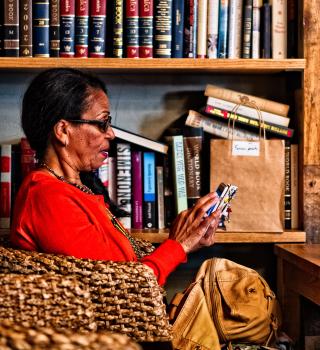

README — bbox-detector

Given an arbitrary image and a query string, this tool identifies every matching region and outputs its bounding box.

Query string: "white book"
[207,0,219,58]
[228,0,243,58]
[207,96,290,127]
[108,156,117,203]
[252,0,262,58]
[197,0,208,58]
[185,110,259,140]
[272,0,287,58]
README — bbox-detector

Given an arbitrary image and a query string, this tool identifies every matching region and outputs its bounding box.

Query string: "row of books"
[0,0,295,58]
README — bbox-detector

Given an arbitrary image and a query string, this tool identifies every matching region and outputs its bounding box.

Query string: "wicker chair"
[0,320,142,350]
[0,237,173,348]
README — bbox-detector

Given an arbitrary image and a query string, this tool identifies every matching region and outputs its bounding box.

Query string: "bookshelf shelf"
[0,58,306,73]
[130,230,306,244]
[0,228,306,244]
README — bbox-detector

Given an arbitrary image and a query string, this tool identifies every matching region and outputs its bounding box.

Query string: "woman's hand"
[169,192,221,254]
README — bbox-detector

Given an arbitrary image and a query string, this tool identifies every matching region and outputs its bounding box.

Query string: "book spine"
[0,144,11,229]
[89,0,106,57]
[125,0,139,58]
[49,0,60,57]
[290,144,299,229]
[261,2,271,58]
[163,150,174,227]
[205,105,294,138]
[196,0,207,58]
[3,0,19,57]
[60,0,75,57]
[227,0,243,58]
[251,0,261,58]
[33,0,50,57]
[204,84,290,117]
[287,0,297,58]
[183,126,203,207]
[183,0,197,58]
[217,0,229,58]
[0,0,3,56]
[272,0,287,58]
[185,110,259,140]
[206,96,290,127]
[284,140,291,229]
[156,166,165,229]
[139,0,153,58]
[112,0,124,58]
[172,135,188,215]
[242,0,252,58]
[108,156,117,203]
[171,0,184,58]
[154,0,172,58]
[132,151,143,229]
[116,143,131,229]
[19,0,32,56]
[98,157,109,188]
[143,152,156,229]
[20,138,36,178]
[207,0,219,58]
[11,144,22,218]
[75,0,89,57]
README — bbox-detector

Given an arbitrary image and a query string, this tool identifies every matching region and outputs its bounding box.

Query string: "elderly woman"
[10,68,220,286]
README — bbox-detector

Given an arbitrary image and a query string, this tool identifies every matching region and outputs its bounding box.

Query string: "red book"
[20,138,36,178]
[60,0,75,57]
[126,0,139,58]
[139,0,153,58]
[132,151,143,229]
[0,144,12,229]
[75,0,89,57]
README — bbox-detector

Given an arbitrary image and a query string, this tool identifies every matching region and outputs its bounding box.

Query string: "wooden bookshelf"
[0,228,306,244]
[0,58,305,73]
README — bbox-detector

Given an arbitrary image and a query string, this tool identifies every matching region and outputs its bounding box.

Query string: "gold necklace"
[40,162,94,195]
[40,162,143,259]
[105,207,144,259]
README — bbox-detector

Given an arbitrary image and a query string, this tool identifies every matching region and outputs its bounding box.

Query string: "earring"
[65,139,68,147]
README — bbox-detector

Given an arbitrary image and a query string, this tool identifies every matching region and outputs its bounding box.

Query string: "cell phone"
[207,183,238,219]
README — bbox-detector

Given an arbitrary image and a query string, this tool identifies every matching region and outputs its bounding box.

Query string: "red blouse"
[10,171,187,285]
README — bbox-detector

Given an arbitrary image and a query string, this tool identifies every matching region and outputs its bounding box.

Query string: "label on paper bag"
[232,141,260,156]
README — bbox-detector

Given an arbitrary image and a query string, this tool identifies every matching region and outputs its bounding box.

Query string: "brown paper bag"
[210,138,285,232]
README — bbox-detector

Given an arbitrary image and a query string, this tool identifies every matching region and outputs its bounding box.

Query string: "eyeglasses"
[68,116,112,133]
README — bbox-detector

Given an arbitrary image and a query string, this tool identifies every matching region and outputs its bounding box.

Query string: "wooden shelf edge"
[1,229,306,244]
[130,230,306,244]
[0,58,306,72]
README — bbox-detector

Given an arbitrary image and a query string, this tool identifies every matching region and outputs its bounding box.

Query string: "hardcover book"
[112,0,124,58]
[171,0,184,58]
[242,0,253,58]
[156,165,165,229]
[113,125,168,154]
[154,0,173,58]
[132,150,143,229]
[207,0,219,58]
[19,0,32,57]
[228,0,243,58]
[49,0,60,57]
[183,0,197,58]
[196,0,207,58]
[217,0,229,58]
[116,143,132,229]
[33,0,50,57]
[75,0,89,57]
[125,0,139,58]
[143,152,156,228]
[284,140,291,229]
[251,0,262,58]
[183,126,203,207]
[3,0,19,57]
[261,2,271,58]
[60,0,75,57]
[272,0,287,58]
[89,0,106,57]
[205,84,290,117]
[290,144,299,229]
[139,0,153,58]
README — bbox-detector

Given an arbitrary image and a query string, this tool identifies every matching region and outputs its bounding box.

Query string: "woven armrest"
[0,320,142,350]
[0,243,172,342]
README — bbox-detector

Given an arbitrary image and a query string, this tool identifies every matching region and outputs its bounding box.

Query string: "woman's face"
[67,89,115,172]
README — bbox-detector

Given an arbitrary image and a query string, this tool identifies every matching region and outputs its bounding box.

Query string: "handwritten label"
[232,141,260,156]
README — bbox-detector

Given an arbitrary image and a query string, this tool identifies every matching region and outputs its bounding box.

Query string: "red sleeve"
[140,239,187,286]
